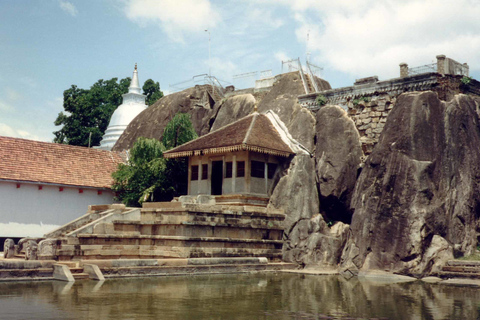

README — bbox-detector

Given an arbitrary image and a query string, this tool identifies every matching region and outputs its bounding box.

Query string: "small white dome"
[98,65,147,150]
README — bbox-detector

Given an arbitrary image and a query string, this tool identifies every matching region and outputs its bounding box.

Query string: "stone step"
[442,266,480,273]
[0,268,53,279]
[72,272,90,280]
[446,260,480,267]
[140,208,285,226]
[112,220,283,241]
[101,263,278,278]
[74,234,283,248]
[73,245,281,260]
[436,271,480,279]
[69,267,85,274]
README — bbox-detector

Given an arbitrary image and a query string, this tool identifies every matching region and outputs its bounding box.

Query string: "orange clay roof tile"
[0,136,125,189]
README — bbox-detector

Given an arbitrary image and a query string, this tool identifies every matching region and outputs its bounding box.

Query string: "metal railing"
[306,61,322,93]
[408,63,437,76]
[169,74,228,98]
[296,58,310,94]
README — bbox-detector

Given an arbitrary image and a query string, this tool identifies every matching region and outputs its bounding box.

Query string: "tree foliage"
[112,113,198,207]
[162,113,198,149]
[54,78,130,146]
[54,77,164,147]
[143,79,164,106]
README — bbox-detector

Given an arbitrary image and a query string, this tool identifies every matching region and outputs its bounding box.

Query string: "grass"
[457,249,480,261]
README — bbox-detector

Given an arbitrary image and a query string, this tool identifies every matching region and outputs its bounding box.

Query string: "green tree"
[161,113,198,149]
[54,77,164,147]
[112,113,198,207]
[142,79,164,106]
[53,77,131,146]
[112,137,168,206]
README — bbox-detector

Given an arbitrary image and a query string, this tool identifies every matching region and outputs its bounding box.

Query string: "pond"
[0,273,479,319]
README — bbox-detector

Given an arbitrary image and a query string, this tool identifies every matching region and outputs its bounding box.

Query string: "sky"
[1,0,480,142]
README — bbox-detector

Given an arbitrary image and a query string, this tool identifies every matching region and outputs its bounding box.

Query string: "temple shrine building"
[164,111,300,198]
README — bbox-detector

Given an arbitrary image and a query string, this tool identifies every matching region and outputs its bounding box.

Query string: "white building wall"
[0,181,116,238]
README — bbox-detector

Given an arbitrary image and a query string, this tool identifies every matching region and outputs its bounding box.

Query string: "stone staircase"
[304,74,316,94]
[44,204,133,238]
[435,260,480,279]
[69,267,90,280]
[52,200,286,262]
[0,257,296,282]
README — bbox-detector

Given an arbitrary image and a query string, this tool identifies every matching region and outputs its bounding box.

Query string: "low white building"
[98,64,148,150]
[0,136,124,239]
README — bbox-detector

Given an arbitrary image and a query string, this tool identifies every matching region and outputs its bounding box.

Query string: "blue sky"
[1,0,480,142]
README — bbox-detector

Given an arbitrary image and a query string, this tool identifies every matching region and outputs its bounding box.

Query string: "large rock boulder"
[3,239,15,259]
[269,154,321,235]
[257,72,329,152]
[113,86,217,151]
[342,92,480,276]
[315,106,364,224]
[210,94,256,131]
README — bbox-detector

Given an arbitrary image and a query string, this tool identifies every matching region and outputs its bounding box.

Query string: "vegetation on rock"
[112,113,197,207]
[54,77,163,147]
[315,94,327,107]
[143,79,164,106]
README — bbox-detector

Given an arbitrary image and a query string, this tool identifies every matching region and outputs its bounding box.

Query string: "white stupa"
[99,64,147,150]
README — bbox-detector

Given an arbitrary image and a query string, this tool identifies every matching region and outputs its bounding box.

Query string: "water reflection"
[0,273,479,319]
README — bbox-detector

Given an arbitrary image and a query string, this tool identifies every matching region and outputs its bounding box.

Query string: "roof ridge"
[243,112,258,145]
[0,135,119,155]
[165,113,255,154]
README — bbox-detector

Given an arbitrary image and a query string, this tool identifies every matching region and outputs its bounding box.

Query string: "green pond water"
[0,273,479,320]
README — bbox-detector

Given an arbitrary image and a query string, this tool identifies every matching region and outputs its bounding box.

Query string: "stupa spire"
[129,63,141,94]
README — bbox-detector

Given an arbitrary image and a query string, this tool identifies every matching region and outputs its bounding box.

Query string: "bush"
[315,94,327,107]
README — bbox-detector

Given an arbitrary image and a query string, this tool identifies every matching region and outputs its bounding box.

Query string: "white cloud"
[280,0,480,79]
[274,51,290,63]
[0,123,43,141]
[207,56,239,81]
[123,0,220,42]
[59,0,78,16]
[0,100,14,113]
[6,88,21,101]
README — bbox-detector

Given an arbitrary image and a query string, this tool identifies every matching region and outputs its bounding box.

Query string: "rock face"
[3,239,15,259]
[25,240,38,260]
[113,86,217,151]
[210,94,256,131]
[38,239,57,260]
[315,106,364,224]
[269,154,321,235]
[342,92,480,276]
[257,72,328,152]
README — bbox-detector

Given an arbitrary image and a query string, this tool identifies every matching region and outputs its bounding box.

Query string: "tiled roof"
[0,136,125,189]
[164,113,294,158]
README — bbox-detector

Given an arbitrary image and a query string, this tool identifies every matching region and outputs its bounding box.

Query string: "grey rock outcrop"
[267,153,350,267]
[342,92,480,276]
[269,154,321,235]
[257,72,327,152]
[315,106,364,224]
[210,94,256,131]
[25,240,38,260]
[3,239,15,259]
[38,239,57,260]
[113,86,217,151]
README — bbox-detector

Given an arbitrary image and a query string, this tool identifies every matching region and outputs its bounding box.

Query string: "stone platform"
[2,196,290,281]
[434,260,480,279]
[51,201,286,261]
[0,257,296,282]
